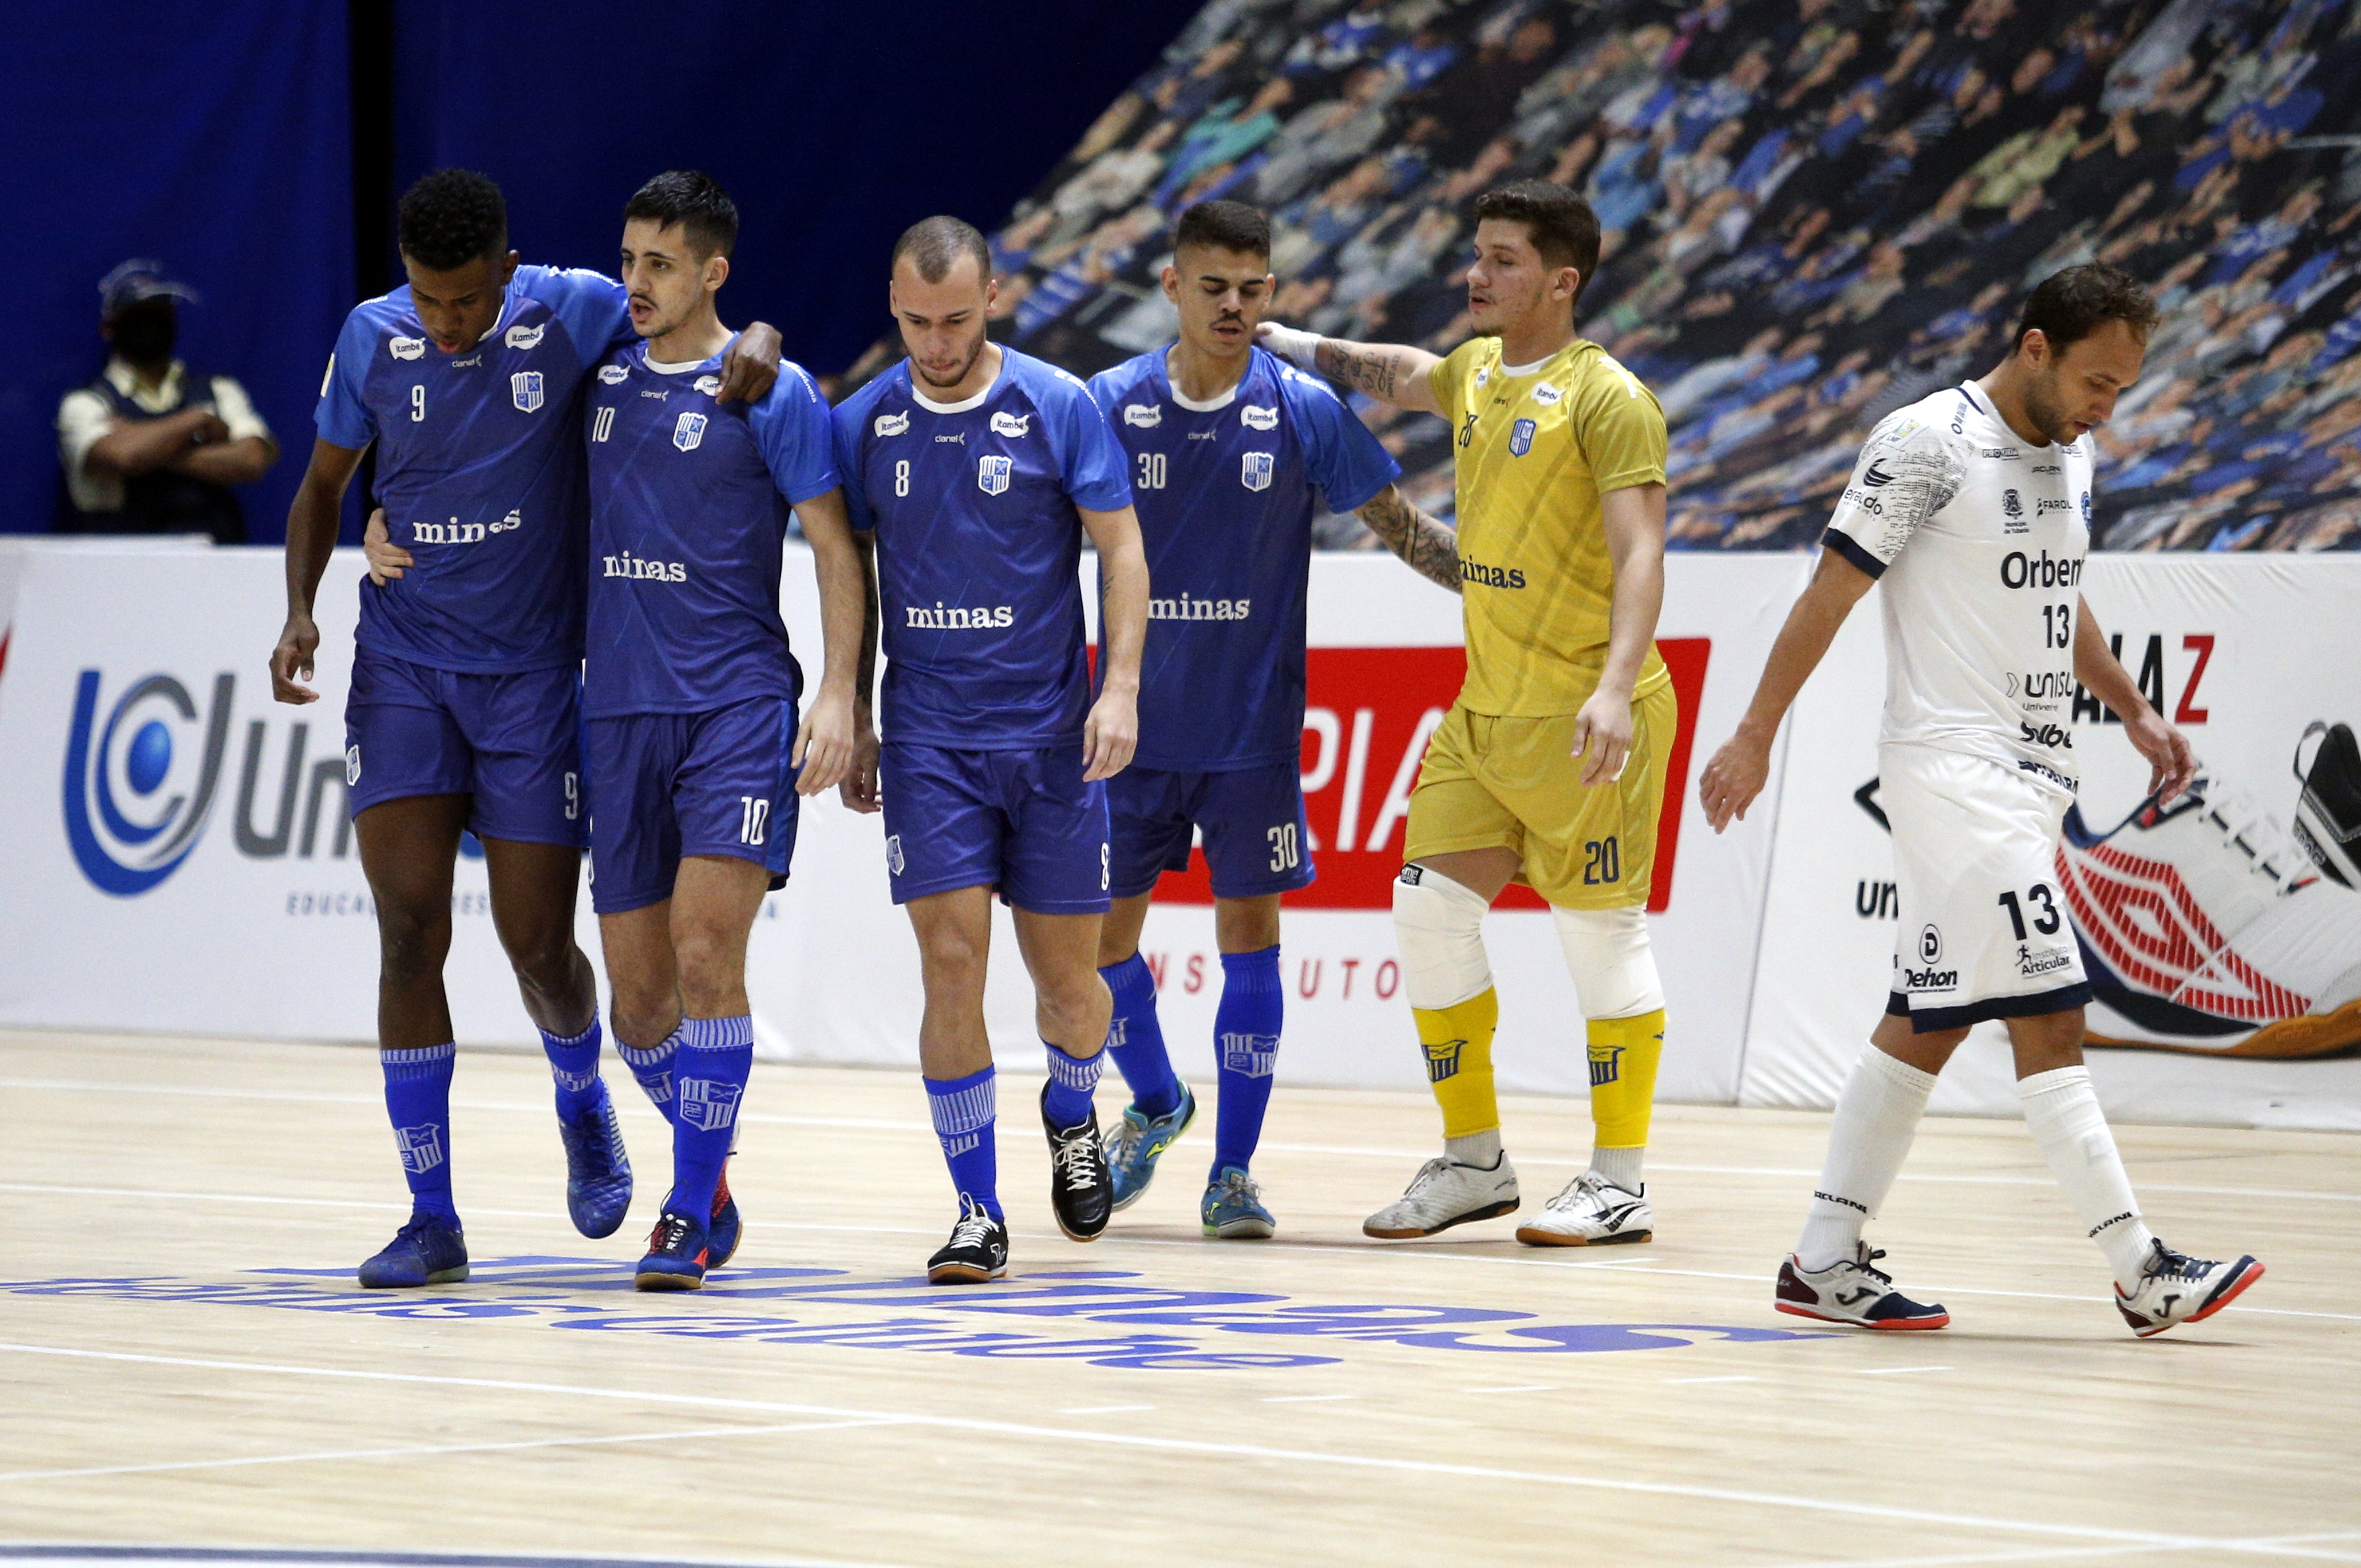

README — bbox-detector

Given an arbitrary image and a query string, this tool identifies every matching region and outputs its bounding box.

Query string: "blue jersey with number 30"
[1087,345,1398,770]
[833,348,1131,751]
[317,265,633,673]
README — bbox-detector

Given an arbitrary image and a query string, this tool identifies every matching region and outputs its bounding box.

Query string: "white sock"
[1588,1145,1645,1192]
[1796,1043,1937,1272]
[1446,1128,1503,1166]
[2018,1065,2157,1291]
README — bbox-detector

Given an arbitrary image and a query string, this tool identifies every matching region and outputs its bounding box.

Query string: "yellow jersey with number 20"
[1427,335,1670,717]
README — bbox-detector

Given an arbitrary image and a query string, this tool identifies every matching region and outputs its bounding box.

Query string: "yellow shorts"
[1402,681,1676,910]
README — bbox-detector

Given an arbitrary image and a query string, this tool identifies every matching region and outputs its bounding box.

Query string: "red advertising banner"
[1152,638,1711,913]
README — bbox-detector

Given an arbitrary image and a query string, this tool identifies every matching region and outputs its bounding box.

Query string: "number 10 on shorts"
[739,796,770,846]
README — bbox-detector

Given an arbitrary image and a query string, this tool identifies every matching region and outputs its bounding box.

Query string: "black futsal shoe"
[927,1196,1010,1284]
[1041,1083,1113,1241]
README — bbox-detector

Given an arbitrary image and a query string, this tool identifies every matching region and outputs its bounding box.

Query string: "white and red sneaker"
[1774,1243,1951,1330]
[2057,766,2361,1058]
[2114,1239,2265,1338]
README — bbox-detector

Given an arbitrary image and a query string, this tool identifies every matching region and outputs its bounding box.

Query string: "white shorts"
[1881,743,2091,1032]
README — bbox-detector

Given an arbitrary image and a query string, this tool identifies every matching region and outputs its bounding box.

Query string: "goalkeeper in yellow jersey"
[1258,181,1672,1246]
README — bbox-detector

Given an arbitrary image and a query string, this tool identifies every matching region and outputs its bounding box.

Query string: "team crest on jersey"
[1532,382,1564,406]
[1241,451,1274,491]
[1473,365,1490,389]
[2001,488,2023,519]
[978,454,1012,495]
[598,364,629,385]
[990,410,1031,438]
[1124,404,1162,428]
[389,336,426,361]
[504,323,544,351]
[694,374,721,397]
[1242,404,1279,431]
[511,371,544,413]
[673,412,707,452]
[2080,491,2092,521]
[1508,418,1537,457]
[874,412,909,438]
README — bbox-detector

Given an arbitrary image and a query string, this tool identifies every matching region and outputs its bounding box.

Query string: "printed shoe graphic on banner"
[2292,721,2361,889]
[2056,764,2361,1059]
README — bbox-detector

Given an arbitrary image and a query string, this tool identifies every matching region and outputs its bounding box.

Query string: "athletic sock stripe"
[928,1079,996,1136]
[1044,1044,1106,1092]
[681,1016,754,1053]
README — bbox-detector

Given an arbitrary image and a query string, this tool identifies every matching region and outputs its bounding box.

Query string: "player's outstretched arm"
[1357,483,1461,592]
[1080,502,1148,783]
[839,531,882,814]
[1574,483,1669,786]
[272,437,366,705]
[2074,594,2196,804]
[793,489,865,798]
[1256,323,1444,416]
[1698,547,1877,831]
[715,324,784,405]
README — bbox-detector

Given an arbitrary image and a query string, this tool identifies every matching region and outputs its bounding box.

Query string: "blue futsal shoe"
[707,1161,742,1269]
[557,1079,634,1239]
[357,1213,470,1288]
[1102,1083,1198,1212]
[635,1211,709,1292]
[1201,1165,1276,1239]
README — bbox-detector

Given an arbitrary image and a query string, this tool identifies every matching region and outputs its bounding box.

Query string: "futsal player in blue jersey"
[1087,200,1461,1237]
[270,169,783,1288]
[833,216,1151,1283]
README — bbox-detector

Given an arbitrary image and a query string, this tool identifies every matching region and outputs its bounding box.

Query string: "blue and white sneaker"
[1201,1165,1275,1239]
[557,1080,633,1239]
[1102,1083,1198,1211]
[634,1211,709,1292]
[357,1213,469,1288]
[707,1162,741,1269]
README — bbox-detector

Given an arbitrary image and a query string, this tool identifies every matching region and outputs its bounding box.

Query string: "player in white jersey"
[1699,266,2265,1338]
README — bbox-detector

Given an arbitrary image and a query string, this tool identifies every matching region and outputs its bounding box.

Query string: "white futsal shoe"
[1515,1172,1653,1246]
[1363,1154,1520,1239]
[2059,766,2361,1057]
[2113,1238,2265,1338]
[1773,1242,1951,1330]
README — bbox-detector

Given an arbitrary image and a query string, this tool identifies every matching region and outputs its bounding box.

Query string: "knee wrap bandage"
[1392,865,1494,1010]
[1552,905,1664,1020]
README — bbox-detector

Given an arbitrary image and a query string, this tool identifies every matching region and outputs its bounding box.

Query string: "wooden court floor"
[1,1028,2355,1568]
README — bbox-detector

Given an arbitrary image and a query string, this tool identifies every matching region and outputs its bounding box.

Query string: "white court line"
[1663,1375,1759,1385]
[1856,1365,1954,1376]
[1261,1393,1359,1403]
[1057,1405,1155,1415]
[1463,1384,1556,1393]
[0,1340,2233,1551]
[3,1076,2354,1205]
[0,1416,905,1484]
[1727,1544,2153,1568]
[4,1179,2347,1322]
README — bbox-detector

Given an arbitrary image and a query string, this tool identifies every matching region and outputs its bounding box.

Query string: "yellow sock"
[1415,987,1500,1138]
[1587,1008,1665,1150]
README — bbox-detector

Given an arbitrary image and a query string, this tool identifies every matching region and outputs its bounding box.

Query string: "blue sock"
[381,1042,459,1225]
[926,1065,1000,1222]
[1043,1039,1105,1129]
[1102,954,1183,1120]
[617,1025,683,1128]
[1213,946,1283,1180]
[669,1016,752,1223]
[541,1016,604,1120]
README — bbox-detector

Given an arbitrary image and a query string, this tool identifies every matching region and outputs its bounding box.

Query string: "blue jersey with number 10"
[317,265,633,673]
[1087,345,1399,771]
[833,348,1132,751]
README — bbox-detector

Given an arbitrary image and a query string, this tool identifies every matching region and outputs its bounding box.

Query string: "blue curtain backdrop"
[392,1,1204,379]
[4,2,353,541]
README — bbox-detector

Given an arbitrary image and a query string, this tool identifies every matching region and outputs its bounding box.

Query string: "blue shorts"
[344,650,586,846]
[880,743,1110,914]
[586,697,801,916]
[1107,761,1315,901]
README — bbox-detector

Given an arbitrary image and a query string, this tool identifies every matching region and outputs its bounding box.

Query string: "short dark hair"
[1174,199,1271,258]
[2014,263,2161,353]
[398,169,507,271]
[892,215,991,285]
[623,169,739,259]
[1472,181,1601,298]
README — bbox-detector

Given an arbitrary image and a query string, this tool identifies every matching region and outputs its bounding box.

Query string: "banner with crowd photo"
[1741,555,2361,1132]
[0,542,1798,1111]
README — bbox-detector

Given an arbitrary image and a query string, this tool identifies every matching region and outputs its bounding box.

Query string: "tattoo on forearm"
[1357,487,1460,592]
[1318,339,1397,400]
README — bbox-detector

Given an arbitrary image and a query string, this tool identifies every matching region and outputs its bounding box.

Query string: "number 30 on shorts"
[1267,822,1300,872]
[1996,881,2061,940]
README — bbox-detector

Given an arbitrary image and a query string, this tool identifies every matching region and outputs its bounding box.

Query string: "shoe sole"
[1775,1301,1951,1330]
[634,1270,705,1292]
[1054,1216,1110,1243]
[1109,1094,1199,1213]
[1514,1225,1653,1247]
[2085,998,2361,1059]
[927,1260,1009,1284]
[1363,1198,1519,1239]
[1205,1217,1276,1239]
[2125,1258,2267,1337]
[358,1264,470,1290]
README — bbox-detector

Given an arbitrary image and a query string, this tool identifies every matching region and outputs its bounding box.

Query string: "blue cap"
[99,259,199,319]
